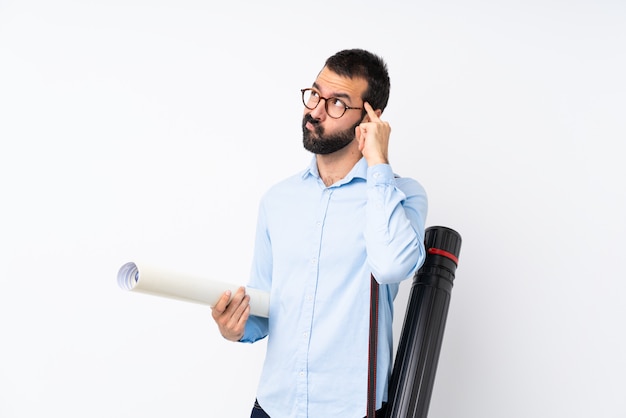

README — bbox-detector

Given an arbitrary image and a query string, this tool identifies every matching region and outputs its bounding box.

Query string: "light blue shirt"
[242,157,428,418]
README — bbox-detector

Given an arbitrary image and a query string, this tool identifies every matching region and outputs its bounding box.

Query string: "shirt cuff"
[367,163,395,186]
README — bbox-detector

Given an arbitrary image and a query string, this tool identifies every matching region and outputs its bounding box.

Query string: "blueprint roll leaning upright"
[117,261,270,318]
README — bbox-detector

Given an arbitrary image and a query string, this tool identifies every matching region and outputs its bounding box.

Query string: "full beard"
[302,114,360,155]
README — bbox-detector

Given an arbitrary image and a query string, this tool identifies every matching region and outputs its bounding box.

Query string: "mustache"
[303,114,320,125]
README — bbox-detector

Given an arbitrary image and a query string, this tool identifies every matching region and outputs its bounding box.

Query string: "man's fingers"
[235,303,251,328]
[212,287,247,316]
[363,102,380,122]
[233,294,250,318]
[211,290,232,315]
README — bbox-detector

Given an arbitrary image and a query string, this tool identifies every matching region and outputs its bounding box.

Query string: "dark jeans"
[250,399,271,418]
[251,399,388,418]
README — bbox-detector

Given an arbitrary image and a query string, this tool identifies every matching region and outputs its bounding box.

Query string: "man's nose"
[309,99,328,120]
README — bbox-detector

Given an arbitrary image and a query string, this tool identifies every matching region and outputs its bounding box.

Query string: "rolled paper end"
[118,261,139,291]
[116,261,271,318]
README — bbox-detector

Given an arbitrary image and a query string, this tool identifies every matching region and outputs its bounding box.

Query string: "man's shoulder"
[261,169,310,199]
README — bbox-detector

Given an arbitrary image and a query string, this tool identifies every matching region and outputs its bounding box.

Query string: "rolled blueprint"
[385,225,462,418]
[117,261,270,318]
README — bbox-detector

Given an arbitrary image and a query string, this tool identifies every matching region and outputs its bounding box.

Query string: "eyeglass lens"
[302,89,348,118]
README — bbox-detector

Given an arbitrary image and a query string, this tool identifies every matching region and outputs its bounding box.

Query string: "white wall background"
[1,1,624,417]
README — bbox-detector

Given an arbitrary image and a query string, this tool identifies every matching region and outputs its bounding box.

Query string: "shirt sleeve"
[365,163,428,284]
[240,198,272,343]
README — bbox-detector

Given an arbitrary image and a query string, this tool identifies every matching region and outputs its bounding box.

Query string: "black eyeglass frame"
[300,88,363,119]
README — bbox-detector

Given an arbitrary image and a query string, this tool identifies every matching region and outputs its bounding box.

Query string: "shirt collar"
[301,156,368,186]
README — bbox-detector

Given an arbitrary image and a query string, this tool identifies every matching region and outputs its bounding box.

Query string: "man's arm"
[357,103,428,283]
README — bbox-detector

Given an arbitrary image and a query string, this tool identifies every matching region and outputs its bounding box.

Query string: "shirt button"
[299,371,305,377]
[303,332,308,338]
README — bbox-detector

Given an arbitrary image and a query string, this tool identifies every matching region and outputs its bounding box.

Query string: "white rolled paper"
[117,261,270,318]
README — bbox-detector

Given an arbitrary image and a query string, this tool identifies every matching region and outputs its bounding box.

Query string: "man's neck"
[316,145,362,187]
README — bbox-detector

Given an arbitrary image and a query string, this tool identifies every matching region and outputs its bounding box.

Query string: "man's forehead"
[314,67,368,99]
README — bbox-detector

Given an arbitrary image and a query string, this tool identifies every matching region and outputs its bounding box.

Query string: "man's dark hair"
[324,48,391,112]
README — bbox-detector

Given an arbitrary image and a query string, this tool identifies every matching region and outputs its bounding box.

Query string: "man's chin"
[303,137,354,155]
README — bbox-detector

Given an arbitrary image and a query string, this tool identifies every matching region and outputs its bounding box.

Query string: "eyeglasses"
[301,88,363,119]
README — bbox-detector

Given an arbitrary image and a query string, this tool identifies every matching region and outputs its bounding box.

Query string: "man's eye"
[330,98,345,108]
